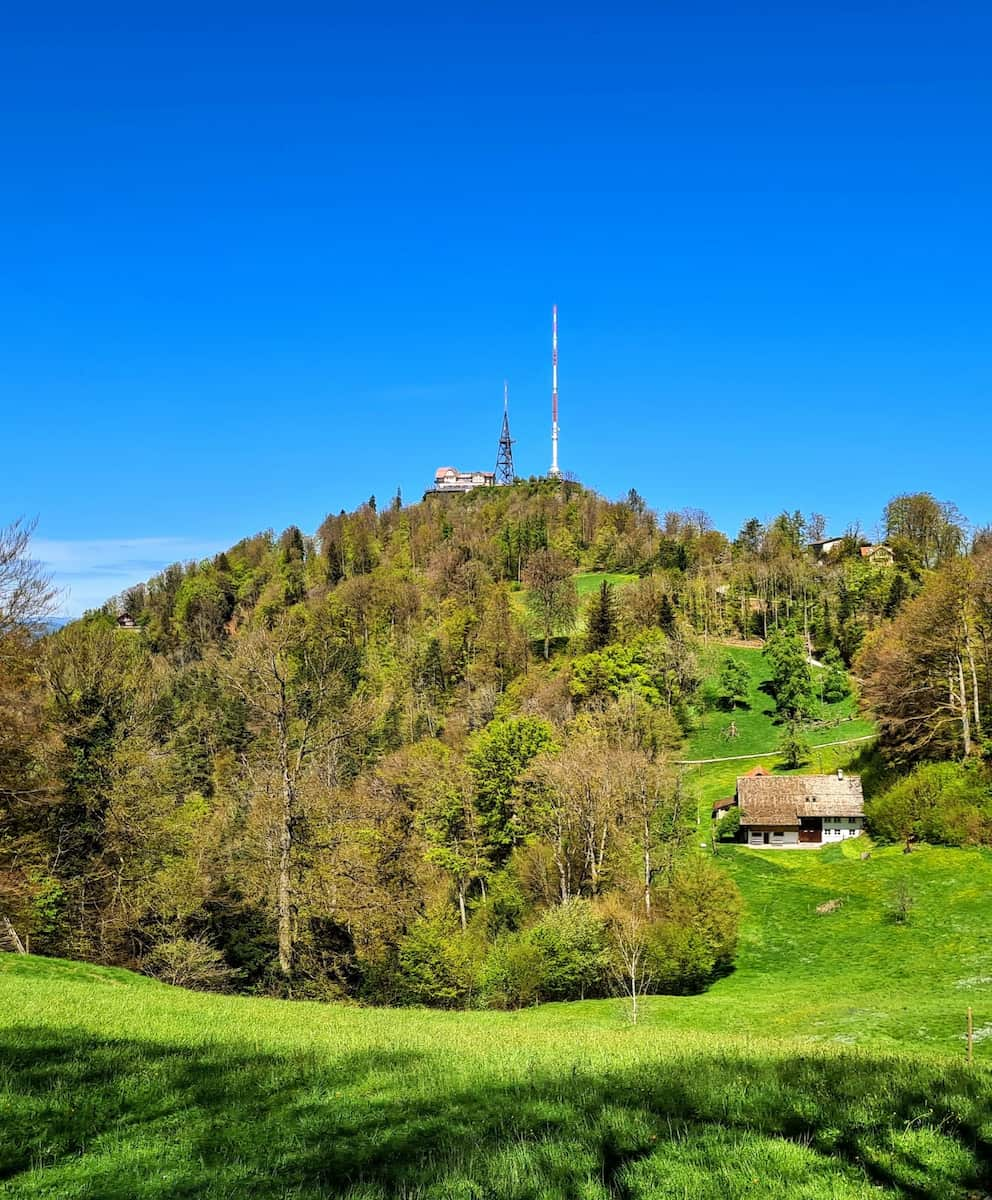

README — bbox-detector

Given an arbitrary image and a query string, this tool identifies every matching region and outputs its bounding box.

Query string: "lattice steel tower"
[495,380,515,484]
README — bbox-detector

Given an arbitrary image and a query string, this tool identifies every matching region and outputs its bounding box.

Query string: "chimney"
[837,768,844,781]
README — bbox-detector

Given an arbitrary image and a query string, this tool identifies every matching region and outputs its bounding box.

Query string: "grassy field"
[573,571,640,598]
[687,645,876,763]
[4,838,992,1197]
[512,571,640,641]
[3,943,992,1199]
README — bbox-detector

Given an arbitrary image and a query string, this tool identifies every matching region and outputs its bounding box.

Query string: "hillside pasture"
[688,646,875,763]
[573,571,640,598]
[2,950,991,1199]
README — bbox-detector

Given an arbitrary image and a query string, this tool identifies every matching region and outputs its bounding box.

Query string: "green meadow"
[687,645,876,763]
[4,835,992,1198]
[573,571,640,598]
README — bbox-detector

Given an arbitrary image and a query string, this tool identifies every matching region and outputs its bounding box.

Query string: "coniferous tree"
[585,580,617,651]
[763,624,816,722]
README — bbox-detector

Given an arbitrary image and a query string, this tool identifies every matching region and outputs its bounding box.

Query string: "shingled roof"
[737,773,864,827]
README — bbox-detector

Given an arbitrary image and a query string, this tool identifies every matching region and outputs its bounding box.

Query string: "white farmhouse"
[736,770,865,848]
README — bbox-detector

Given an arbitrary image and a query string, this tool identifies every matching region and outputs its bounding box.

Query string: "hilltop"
[3,483,992,1195]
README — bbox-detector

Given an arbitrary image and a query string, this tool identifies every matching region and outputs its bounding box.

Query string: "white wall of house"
[746,829,799,846]
[821,816,863,840]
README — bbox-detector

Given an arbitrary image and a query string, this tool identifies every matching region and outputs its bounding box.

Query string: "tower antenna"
[495,380,515,485]
[549,305,561,478]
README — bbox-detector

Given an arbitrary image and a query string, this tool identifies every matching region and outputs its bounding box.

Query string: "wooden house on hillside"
[859,544,895,567]
[711,764,770,820]
[735,770,865,847]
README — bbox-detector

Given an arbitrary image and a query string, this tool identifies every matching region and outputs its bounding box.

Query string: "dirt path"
[676,733,876,766]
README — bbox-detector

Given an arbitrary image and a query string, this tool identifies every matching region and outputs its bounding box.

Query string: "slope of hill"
[686,645,875,763]
[3,899,991,1200]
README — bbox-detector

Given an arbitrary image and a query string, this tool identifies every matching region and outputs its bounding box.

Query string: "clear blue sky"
[2,3,990,614]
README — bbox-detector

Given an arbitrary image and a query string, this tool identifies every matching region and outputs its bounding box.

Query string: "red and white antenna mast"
[549,304,561,478]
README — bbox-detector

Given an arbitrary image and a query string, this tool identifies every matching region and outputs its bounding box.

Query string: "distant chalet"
[429,466,496,495]
[859,543,895,566]
[807,536,894,567]
[719,768,865,848]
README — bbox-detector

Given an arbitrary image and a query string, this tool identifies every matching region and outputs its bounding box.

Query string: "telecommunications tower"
[495,380,515,484]
[549,305,561,478]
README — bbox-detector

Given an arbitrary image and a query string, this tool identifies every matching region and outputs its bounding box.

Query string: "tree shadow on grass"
[1,1025,990,1198]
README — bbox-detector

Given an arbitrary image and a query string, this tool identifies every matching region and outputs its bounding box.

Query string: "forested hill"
[2,482,990,1005]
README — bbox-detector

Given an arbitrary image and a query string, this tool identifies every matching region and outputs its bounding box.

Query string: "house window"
[772,832,784,839]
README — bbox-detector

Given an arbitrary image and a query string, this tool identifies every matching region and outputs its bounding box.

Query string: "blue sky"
[2,4,990,614]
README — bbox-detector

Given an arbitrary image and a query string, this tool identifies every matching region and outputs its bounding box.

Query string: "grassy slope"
[687,645,875,763]
[2,950,991,1199]
[573,571,640,598]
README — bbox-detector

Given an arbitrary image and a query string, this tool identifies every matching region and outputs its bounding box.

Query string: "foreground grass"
[4,841,992,1197]
[3,952,991,1199]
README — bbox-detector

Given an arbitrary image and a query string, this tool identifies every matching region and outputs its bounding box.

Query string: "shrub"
[865,761,992,846]
[142,937,238,991]
[646,859,743,994]
[478,898,610,1008]
[716,656,750,711]
[395,914,476,1008]
[820,649,851,703]
[528,899,609,1001]
[715,806,741,842]
[477,935,546,1009]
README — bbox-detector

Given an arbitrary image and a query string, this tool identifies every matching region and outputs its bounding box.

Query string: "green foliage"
[865,761,992,846]
[478,899,609,1008]
[820,648,851,703]
[584,579,617,650]
[715,806,741,842]
[646,859,743,994]
[778,721,812,769]
[571,630,699,720]
[467,717,558,860]
[477,933,548,1009]
[763,624,816,721]
[470,871,527,939]
[715,655,750,710]
[527,899,609,1001]
[395,914,475,1008]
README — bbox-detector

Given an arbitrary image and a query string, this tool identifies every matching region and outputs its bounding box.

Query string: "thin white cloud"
[33,537,229,618]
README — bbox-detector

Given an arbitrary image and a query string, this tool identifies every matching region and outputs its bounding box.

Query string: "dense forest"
[1,481,991,1004]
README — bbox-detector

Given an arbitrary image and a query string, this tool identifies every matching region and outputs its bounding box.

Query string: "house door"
[763,832,770,845]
